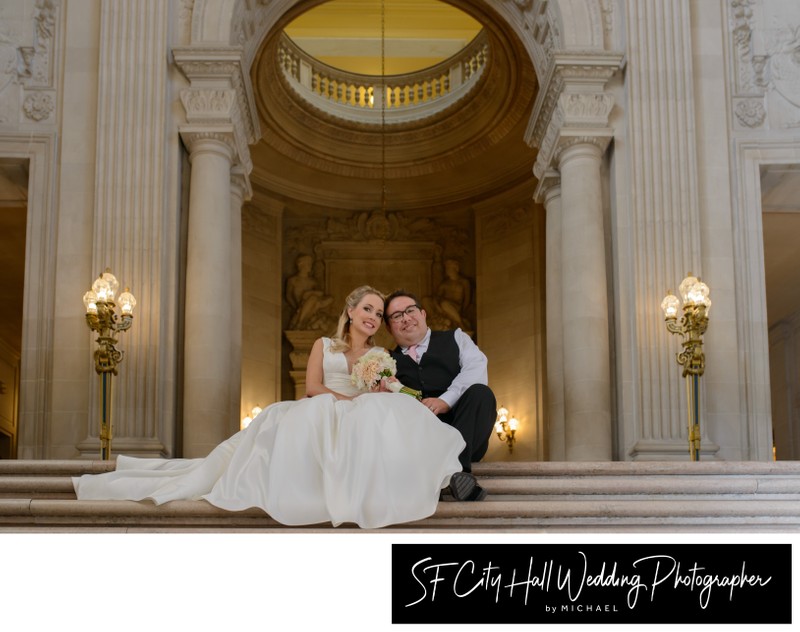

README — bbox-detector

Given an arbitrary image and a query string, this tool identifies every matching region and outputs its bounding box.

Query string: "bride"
[73,285,466,529]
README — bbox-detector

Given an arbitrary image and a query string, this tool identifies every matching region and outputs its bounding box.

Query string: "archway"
[178,0,621,461]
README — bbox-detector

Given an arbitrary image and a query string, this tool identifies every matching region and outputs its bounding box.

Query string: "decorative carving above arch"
[187,0,615,90]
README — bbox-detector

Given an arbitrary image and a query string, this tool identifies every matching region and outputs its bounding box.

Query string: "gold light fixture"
[241,405,263,430]
[661,273,710,461]
[494,406,518,453]
[83,268,136,460]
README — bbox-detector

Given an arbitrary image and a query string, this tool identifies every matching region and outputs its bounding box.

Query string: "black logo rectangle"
[392,544,791,624]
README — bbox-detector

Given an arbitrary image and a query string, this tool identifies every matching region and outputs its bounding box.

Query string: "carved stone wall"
[281,207,476,399]
[729,0,800,131]
[242,199,283,418]
[475,201,545,462]
[0,0,59,127]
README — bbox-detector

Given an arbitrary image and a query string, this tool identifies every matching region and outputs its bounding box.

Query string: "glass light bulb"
[509,417,519,431]
[83,290,98,314]
[661,293,680,318]
[687,280,709,306]
[101,271,119,301]
[679,275,698,303]
[92,276,111,302]
[241,416,252,430]
[118,290,136,315]
[497,406,508,421]
[251,406,263,417]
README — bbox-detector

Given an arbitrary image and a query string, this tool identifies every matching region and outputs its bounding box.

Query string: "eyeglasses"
[387,304,421,322]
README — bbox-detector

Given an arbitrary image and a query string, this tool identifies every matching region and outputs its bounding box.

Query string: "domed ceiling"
[248,0,540,215]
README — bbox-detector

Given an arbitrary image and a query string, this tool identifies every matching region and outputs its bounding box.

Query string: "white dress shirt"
[402,328,488,408]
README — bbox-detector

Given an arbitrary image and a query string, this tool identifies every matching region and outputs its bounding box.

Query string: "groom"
[384,289,497,502]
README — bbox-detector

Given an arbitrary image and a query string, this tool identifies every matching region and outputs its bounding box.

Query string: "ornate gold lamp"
[661,274,710,461]
[494,406,518,453]
[83,269,136,459]
[241,405,263,430]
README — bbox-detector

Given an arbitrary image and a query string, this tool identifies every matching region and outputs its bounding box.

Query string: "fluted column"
[623,0,716,459]
[80,0,175,457]
[559,142,612,460]
[181,134,234,456]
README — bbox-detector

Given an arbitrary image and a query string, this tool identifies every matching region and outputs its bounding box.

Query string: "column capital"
[179,127,237,162]
[173,46,260,142]
[173,46,259,174]
[532,91,615,185]
[555,134,611,164]
[526,51,625,149]
[528,51,623,191]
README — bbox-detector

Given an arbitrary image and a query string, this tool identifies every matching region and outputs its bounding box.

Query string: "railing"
[277,30,490,124]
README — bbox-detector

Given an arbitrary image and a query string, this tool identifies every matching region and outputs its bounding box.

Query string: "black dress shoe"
[448,471,486,501]
[467,483,487,502]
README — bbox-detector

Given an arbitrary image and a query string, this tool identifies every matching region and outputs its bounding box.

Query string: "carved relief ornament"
[22,91,54,121]
[0,0,59,124]
[501,0,561,78]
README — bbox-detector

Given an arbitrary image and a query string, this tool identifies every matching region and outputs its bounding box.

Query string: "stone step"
[1,460,799,532]
[1,496,799,532]
[3,459,800,477]
[4,473,800,500]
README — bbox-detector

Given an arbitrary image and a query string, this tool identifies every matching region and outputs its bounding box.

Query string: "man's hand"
[421,397,450,416]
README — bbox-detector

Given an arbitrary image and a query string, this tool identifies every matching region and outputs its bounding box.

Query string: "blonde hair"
[330,285,385,353]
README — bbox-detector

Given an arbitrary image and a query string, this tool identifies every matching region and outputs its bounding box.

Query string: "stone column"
[174,48,260,457]
[180,134,234,457]
[539,179,565,460]
[528,53,623,461]
[229,170,250,435]
[559,141,612,460]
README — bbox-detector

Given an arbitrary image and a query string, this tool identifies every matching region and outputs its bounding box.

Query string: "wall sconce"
[83,269,136,460]
[661,273,710,461]
[494,406,518,453]
[241,405,263,430]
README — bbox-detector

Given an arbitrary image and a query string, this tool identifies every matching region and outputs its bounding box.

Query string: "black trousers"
[438,383,497,472]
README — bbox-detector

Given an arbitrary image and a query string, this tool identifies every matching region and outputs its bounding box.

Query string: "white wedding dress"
[73,338,466,529]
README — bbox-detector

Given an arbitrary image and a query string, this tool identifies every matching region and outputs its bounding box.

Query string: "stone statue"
[425,259,473,330]
[286,254,336,331]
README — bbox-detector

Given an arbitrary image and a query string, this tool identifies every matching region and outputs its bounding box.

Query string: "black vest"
[392,330,461,398]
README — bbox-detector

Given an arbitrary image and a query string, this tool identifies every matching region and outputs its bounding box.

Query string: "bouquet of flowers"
[350,349,422,400]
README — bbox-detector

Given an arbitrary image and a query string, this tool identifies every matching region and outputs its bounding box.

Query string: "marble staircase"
[1,459,800,532]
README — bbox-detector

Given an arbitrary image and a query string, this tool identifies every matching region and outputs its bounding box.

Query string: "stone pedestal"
[285,330,320,399]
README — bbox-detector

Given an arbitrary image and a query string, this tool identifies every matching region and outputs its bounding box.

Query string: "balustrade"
[277,30,489,122]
